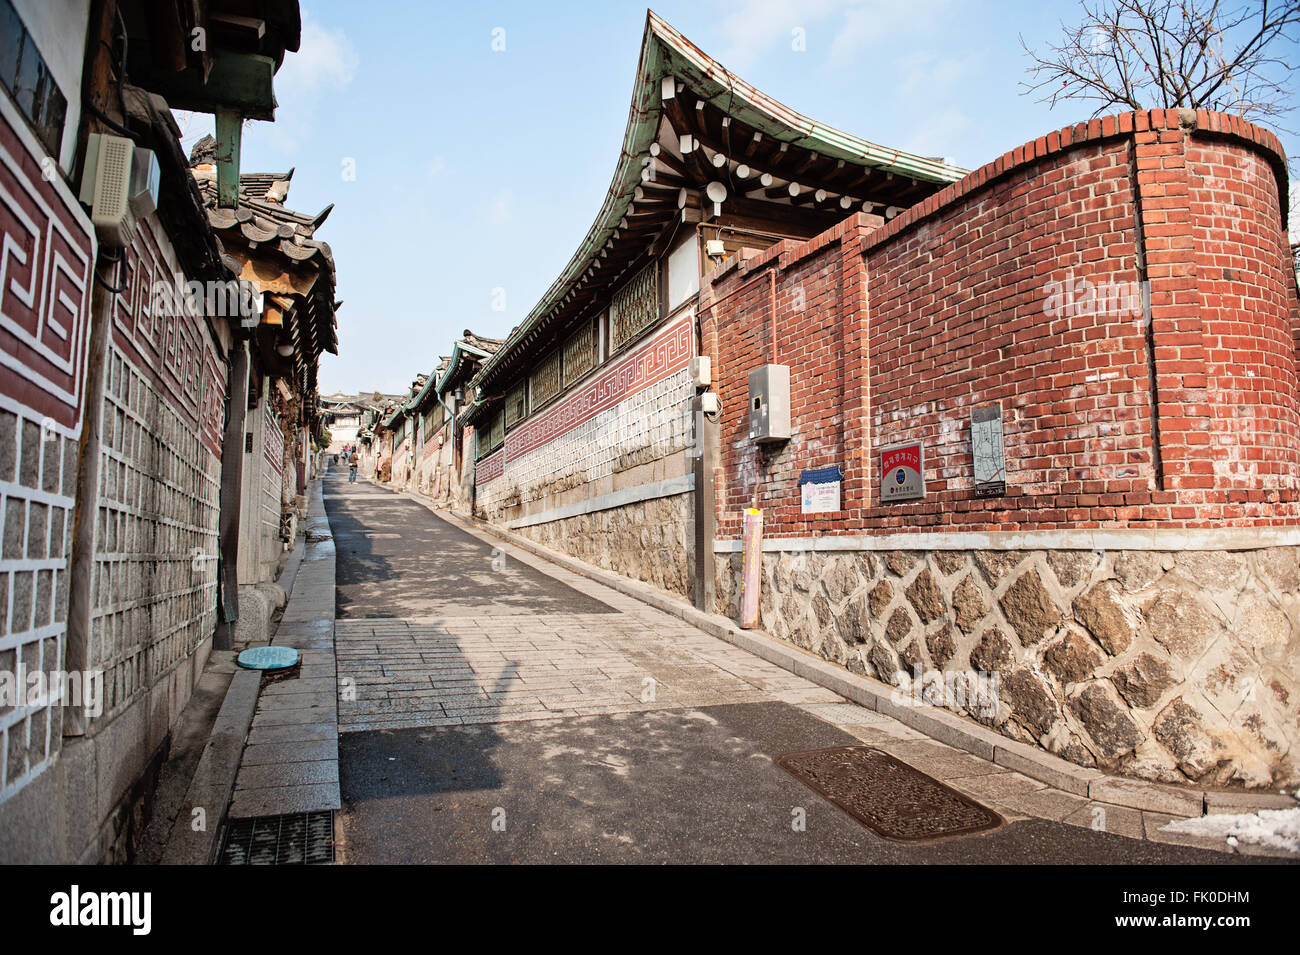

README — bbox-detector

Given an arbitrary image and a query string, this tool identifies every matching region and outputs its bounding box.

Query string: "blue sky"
[175,1,1300,396]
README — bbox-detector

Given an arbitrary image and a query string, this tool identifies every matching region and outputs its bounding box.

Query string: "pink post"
[739,507,763,629]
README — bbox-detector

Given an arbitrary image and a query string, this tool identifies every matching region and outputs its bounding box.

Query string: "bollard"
[739,507,763,629]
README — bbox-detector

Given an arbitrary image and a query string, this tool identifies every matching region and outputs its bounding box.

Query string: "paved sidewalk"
[228,478,341,819]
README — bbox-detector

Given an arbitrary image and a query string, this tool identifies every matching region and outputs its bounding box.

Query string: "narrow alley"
[323,466,1254,864]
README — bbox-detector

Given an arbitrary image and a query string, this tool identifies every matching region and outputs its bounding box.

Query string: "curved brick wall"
[709,108,1298,537]
[708,110,1298,789]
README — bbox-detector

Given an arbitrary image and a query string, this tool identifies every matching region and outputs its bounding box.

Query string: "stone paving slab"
[335,613,790,731]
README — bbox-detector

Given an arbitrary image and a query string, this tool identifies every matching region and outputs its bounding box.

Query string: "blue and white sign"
[799,465,843,514]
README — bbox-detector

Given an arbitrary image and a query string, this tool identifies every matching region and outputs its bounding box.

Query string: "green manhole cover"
[236,646,300,671]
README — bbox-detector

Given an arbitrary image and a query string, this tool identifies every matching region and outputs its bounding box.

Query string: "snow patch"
[1160,807,1300,854]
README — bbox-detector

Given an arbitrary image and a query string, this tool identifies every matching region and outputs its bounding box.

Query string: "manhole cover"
[219,811,335,864]
[236,646,300,671]
[775,745,1003,842]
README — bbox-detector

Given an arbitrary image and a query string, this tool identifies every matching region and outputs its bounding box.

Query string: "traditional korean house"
[409,357,450,496]
[0,0,315,862]
[423,330,503,510]
[189,142,339,638]
[319,393,367,450]
[462,11,964,599]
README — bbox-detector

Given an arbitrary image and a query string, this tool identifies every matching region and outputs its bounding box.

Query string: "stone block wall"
[518,491,692,599]
[716,542,1297,788]
[90,340,221,722]
[0,411,79,797]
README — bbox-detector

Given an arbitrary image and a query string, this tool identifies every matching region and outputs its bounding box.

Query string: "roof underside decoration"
[191,137,340,382]
[473,10,968,394]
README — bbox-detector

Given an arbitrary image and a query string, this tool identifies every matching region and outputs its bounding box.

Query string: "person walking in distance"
[348,449,359,483]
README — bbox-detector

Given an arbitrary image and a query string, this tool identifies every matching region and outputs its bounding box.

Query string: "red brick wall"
[708,109,1299,540]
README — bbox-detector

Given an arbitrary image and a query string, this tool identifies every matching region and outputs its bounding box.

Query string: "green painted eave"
[435,341,491,397]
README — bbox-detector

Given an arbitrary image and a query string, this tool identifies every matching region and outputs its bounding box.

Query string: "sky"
[174,0,1300,397]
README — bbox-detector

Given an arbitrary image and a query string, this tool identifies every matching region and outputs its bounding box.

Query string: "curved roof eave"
[436,340,492,397]
[470,11,969,392]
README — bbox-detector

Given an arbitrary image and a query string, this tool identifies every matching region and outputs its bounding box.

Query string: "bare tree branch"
[1020,0,1300,128]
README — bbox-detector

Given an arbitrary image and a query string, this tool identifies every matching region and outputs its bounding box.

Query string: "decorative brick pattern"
[503,315,692,465]
[0,97,95,431]
[0,91,92,798]
[109,216,225,458]
[476,447,503,486]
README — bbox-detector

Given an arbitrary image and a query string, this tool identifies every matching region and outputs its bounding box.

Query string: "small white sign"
[801,480,841,514]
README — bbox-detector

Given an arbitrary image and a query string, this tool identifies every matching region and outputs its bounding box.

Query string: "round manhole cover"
[237,646,300,671]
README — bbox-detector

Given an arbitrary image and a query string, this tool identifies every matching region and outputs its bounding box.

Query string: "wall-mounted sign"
[799,465,842,514]
[971,403,1006,498]
[880,443,925,503]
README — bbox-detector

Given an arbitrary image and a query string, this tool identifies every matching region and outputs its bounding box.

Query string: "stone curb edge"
[159,479,325,865]
[392,485,1297,822]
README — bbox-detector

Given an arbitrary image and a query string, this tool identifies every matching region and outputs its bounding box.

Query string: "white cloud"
[262,12,359,152]
[893,51,977,99]
[827,0,954,67]
[714,0,846,71]
[713,0,954,72]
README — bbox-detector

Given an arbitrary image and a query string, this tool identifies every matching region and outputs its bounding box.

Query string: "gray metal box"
[748,364,790,443]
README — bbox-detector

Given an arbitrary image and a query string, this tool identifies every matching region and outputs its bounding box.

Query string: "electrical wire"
[93,248,128,294]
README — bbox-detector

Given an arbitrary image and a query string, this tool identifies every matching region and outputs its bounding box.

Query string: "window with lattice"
[490,409,504,449]
[423,403,444,442]
[610,261,660,351]
[505,382,528,428]
[563,318,596,383]
[530,349,562,409]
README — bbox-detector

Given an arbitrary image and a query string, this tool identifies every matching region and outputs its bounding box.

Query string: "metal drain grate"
[219,811,335,864]
[775,746,1003,842]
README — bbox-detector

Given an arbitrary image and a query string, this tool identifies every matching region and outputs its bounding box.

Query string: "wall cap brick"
[857,109,1288,256]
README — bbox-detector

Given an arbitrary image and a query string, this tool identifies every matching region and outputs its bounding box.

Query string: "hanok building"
[319,394,368,450]
[417,330,502,509]
[190,141,339,639]
[464,11,964,594]
[463,12,1300,792]
[0,0,329,862]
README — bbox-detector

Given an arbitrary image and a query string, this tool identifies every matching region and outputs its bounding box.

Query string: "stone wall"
[715,543,1298,789]
[518,492,693,599]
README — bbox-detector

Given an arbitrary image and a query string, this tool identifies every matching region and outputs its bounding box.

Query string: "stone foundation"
[715,545,1298,789]
[517,493,693,600]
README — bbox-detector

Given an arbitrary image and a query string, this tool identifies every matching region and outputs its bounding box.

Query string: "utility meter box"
[748,364,790,443]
